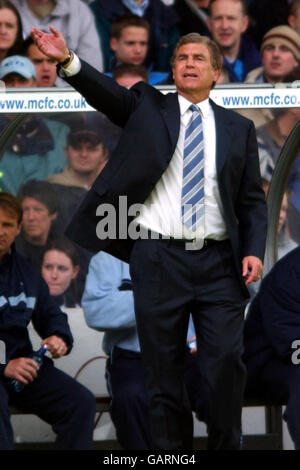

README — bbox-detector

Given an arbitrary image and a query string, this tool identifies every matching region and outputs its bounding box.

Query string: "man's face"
[27,43,57,87]
[208,0,248,51]
[262,43,299,82]
[110,26,148,66]
[3,73,36,87]
[172,42,220,99]
[0,207,21,259]
[0,7,18,52]
[21,197,56,245]
[66,141,108,175]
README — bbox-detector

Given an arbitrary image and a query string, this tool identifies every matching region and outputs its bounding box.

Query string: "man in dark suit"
[31,26,267,450]
[244,247,300,449]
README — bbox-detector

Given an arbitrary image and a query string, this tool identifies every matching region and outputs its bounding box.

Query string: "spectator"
[0,53,36,87]
[11,0,103,86]
[48,124,109,190]
[239,26,300,128]
[255,100,300,246]
[41,237,81,308]
[108,14,169,85]
[0,0,24,63]
[174,0,210,37]
[277,191,298,260]
[245,26,300,84]
[90,0,180,73]
[243,246,300,450]
[288,0,300,35]
[23,35,57,87]
[207,0,260,82]
[0,56,68,195]
[0,192,95,450]
[113,63,149,86]
[16,180,62,269]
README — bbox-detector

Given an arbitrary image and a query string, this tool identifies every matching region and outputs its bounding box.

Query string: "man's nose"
[27,209,36,219]
[186,57,195,67]
[271,46,280,56]
[220,18,229,29]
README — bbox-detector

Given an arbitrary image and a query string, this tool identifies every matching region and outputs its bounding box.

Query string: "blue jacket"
[244,247,300,381]
[82,252,196,355]
[223,34,261,83]
[82,251,139,355]
[0,246,73,375]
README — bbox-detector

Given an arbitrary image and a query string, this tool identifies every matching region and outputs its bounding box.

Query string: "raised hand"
[31,26,69,63]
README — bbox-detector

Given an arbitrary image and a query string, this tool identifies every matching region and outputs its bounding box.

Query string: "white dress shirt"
[135,95,228,240]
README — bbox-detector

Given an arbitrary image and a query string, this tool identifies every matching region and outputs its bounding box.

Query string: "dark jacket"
[90,0,180,72]
[244,247,300,381]
[0,246,73,375]
[223,34,261,83]
[62,60,267,298]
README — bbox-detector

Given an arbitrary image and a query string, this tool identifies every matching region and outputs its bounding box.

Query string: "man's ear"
[110,37,118,52]
[50,212,57,222]
[207,18,212,32]
[103,147,109,160]
[241,15,249,34]
[288,15,296,29]
[16,221,22,237]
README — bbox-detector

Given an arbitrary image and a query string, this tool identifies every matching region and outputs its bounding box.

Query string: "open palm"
[31,26,68,62]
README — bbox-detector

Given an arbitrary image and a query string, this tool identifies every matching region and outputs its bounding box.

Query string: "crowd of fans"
[0,0,300,450]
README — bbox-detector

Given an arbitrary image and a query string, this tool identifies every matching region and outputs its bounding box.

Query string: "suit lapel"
[160,92,181,155]
[210,99,234,177]
[160,95,234,177]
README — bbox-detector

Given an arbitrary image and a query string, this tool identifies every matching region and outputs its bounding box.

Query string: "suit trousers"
[129,238,247,450]
[105,346,203,450]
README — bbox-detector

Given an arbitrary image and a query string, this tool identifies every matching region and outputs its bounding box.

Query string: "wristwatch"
[59,50,73,68]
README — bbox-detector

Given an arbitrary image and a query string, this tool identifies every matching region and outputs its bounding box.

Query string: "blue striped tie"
[181,104,204,231]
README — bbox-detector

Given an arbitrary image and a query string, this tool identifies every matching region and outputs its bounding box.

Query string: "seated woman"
[40,237,81,308]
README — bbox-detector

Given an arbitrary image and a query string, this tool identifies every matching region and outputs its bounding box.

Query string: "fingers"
[31,27,42,39]
[6,358,39,384]
[17,362,38,384]
[49,25,60,37]
[42,337,67,358]
[242,256,263,285]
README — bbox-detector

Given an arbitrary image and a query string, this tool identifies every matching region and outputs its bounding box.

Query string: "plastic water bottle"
[11,345,47,392]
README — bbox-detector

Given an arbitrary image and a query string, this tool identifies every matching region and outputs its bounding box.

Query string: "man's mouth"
[183,73,198,78]
[41,74,51,82]
[270,61,281,67]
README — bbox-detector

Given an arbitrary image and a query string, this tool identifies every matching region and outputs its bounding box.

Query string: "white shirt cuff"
[58,52,81,77]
